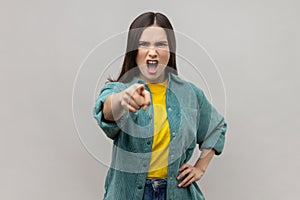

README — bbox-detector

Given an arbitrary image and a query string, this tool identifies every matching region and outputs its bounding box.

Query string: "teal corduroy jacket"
[93,73,227,200]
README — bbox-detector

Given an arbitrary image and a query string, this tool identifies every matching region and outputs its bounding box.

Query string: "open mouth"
[146,60,158,74]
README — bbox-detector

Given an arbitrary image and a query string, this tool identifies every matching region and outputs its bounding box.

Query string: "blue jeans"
[143,178,167,200]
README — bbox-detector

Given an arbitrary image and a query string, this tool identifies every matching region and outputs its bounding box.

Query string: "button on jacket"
[93,73,227,200]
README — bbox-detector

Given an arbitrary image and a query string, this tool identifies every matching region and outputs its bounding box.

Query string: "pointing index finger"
[135,84,145,95]
[141,89,151,106]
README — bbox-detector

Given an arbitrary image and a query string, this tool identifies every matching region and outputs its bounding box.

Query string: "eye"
[156,42,168,46]
[138,41,149,47]
[155,42,168,48]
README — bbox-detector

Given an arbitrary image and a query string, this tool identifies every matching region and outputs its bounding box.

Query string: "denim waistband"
[145,178,167,185]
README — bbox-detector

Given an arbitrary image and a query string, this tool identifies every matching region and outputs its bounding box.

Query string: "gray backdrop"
[1,0,299,199]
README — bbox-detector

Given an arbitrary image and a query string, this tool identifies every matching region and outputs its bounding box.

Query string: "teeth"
[147,60,158,64]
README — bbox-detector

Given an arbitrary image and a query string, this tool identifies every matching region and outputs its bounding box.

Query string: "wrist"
[194,163,206,173]
[114,92,126,119]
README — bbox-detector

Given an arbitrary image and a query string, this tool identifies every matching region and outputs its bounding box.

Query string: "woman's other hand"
[176,163,205,187]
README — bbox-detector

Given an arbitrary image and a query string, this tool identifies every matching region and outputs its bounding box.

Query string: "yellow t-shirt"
[146,79,170,178]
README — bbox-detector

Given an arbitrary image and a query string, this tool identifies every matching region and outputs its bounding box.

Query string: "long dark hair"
[111,12,177,82]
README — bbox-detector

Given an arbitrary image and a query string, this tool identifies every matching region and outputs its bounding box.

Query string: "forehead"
[139,26,168,41]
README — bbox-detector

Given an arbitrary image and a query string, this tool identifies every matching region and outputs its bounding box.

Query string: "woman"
[93,12,227,200]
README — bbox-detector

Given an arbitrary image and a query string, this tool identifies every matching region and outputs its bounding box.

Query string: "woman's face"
[136,26,170,83]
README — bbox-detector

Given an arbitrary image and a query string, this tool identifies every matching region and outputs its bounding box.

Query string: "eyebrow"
[138,40,168,43]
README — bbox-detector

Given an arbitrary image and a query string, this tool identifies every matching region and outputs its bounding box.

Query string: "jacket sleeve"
[190,83,227,155]
[93,82,125,140]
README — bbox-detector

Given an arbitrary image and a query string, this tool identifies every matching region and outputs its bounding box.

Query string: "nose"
[148,47,157,58]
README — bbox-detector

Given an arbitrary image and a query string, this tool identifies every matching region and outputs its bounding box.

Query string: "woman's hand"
[103,83,150,121]
[176,163,205,187]
[120,83,151,113]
